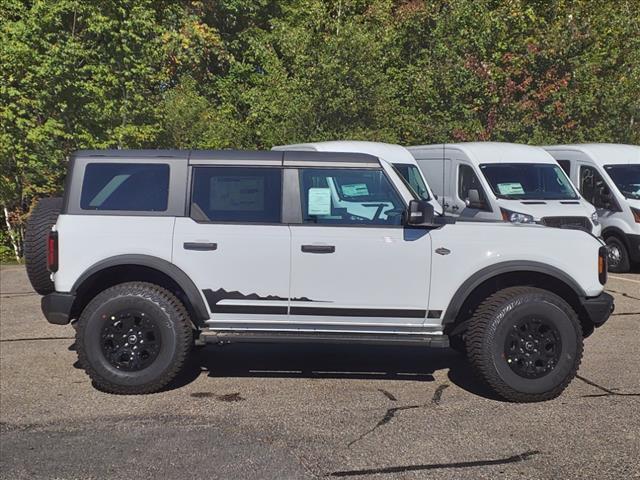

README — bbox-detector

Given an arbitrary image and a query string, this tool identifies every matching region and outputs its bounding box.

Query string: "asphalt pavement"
[1,265,638,479]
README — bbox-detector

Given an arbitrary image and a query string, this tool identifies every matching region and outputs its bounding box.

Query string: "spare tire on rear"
[25,197,63,295]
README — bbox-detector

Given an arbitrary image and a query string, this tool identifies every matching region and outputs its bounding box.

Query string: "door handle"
[301,245,335,254]
[183,242,217,251]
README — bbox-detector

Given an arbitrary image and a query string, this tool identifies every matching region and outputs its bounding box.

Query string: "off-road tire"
[76,282,193,394]
[465,286,583,403]
[605,236,630,273]
[24,197,63,294]
[449,334,467,356]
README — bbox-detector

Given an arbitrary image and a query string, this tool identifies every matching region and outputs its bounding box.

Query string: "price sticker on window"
[497,182,525,195]
[308,188,331,215]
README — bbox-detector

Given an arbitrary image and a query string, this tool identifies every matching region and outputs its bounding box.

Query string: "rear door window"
[80,163,170,211]
[191,167,282,223]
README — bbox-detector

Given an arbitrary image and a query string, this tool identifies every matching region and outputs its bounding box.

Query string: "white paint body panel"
[53,215,175,292]
[172,219,291,325]
[408,142,600,236]
[426,223,605,326]
[289,226,431,326]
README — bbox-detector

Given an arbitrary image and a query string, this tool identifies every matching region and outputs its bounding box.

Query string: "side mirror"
[597,185,613,208]
[406,200,435,226]
[465,189,485,209]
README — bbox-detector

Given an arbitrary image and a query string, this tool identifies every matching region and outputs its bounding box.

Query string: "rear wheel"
[465,287,583,403]
[76,282,193,394]
[605,236,630,273]
[24,197,62,294]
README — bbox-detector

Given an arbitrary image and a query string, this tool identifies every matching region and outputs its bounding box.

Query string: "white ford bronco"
[26,149,613,402]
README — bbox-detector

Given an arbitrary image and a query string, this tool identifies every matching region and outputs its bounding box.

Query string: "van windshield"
[604,164,640,199]
[480,163,578,200]
[393,163,430,200]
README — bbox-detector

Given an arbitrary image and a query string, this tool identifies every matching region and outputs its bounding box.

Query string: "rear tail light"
[598,246,607,285]
[47,231,58,272]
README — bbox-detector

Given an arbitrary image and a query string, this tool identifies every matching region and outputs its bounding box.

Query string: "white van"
[543,144,640,272]
[407,142,601,236]
[272,141,443,215]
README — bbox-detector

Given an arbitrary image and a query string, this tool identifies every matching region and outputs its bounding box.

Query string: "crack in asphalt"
[348,384,448,448]
[0,336,74,343]
[606,289,640,302]
[330,450,541,477]
[577,375,640,398]
[431,384,449,405]
[611,311,640,316]
[0,291,37,298]
[377,389,397,401]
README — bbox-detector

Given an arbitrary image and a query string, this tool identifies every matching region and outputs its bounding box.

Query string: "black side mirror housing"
[406,200,435,226]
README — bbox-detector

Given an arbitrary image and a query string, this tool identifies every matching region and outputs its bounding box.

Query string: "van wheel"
[605,236,630,273]
[76,282,193,394]
[24,197,63,294]
[465,287,583,403]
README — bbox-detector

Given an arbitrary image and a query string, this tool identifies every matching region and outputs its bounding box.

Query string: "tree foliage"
[1,0,639,260]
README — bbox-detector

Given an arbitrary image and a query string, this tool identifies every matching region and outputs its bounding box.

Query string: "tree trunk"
[3,206,21,263]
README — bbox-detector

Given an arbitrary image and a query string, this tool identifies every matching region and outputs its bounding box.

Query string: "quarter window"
[191,167,282,223]
[299,168,405,226]
[80,163,169,211]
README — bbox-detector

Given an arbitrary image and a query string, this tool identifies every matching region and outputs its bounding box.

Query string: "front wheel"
[76,282,193,394]
[606,236,630,273]
[465,287,583,403]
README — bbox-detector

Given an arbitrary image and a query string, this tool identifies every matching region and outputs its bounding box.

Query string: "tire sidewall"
[487,295,580,395]
[80,292,181,387]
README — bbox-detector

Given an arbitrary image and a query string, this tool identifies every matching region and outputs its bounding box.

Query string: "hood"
[498,198,595,221]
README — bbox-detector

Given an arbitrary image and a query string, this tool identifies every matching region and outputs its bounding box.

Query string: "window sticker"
[308,188,331,215]
[341,183,369,197]
[497,182,525,195]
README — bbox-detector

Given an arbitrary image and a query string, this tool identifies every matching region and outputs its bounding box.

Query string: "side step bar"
[198,331,449,348]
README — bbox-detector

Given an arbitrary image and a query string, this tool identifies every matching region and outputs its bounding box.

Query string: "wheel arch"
[70,255,209,327]
[442,261,595,338]
[602,226,629,247]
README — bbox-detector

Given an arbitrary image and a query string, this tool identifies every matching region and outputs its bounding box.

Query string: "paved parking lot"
[1,265,639,479]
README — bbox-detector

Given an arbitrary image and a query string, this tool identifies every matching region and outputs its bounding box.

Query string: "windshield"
[393,164,430,200]
[480,163,578,200]
[604,164,640,200]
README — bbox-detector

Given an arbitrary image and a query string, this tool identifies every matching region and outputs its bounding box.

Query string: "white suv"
[26,149,613,402]
[544,144,640,272]
[408,142,601,236]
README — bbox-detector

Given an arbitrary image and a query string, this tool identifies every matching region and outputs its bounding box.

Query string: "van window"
[299,168,404,225]
[480,163,577,200]
[580,166,611,208]
[80,163,169,211]
[191,167,282,223]
[557,160,571,176]
[604,164,640,200]
[458,165,489,209]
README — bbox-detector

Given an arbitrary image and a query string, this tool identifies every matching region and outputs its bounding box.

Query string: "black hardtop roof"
[72,149,380,165]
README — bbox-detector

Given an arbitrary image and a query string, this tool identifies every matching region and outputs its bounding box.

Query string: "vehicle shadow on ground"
[167,343,503,401]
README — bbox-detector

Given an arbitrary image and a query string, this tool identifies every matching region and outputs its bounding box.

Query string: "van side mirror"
[597,185,613,208]
[406,200,435,226]
[465,189,485,209]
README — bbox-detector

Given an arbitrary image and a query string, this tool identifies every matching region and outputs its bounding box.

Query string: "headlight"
[500,208,534,224]
[591,211,599,225]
